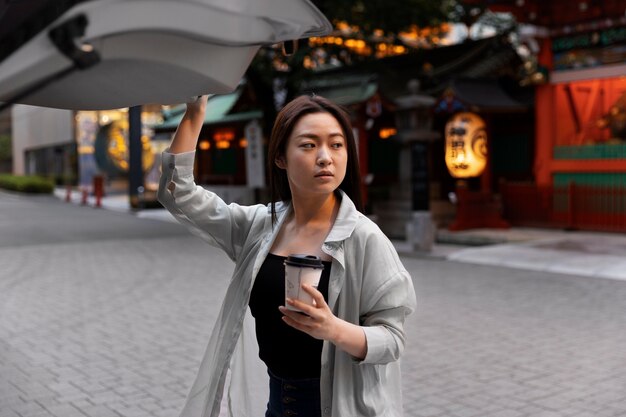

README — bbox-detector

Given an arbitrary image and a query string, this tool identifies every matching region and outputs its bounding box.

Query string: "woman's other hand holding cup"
[279,285,367,360]
[279,284,339,342]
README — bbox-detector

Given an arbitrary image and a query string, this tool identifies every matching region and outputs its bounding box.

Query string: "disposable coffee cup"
[284,254,324,312]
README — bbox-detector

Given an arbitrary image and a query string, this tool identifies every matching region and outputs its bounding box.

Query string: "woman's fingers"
[279,303,314,322]
[279,306,316,332]
[280,313,310,333]
[301,284,327,307]
[185,95,209,113]
[186,95,209,104]
[279,284,340,341]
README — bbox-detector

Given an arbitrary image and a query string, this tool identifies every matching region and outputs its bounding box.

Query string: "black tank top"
[249,253,331,378]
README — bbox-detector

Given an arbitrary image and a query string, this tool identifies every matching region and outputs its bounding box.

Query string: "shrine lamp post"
[394,80,439,251]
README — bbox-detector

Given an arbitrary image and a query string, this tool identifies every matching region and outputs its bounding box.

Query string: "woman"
[158,94,416,417]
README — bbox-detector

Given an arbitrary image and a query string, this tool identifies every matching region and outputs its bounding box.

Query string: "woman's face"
[277,112,348,200]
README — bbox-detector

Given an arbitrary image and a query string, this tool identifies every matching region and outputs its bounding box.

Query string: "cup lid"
[284,254,324,269]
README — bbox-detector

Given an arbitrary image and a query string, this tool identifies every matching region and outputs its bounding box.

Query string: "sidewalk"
[54,188,177,223]
[55,187,626,282]
[437,227,626,282]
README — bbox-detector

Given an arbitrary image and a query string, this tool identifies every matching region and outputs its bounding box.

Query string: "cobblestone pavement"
[1,191,626,417]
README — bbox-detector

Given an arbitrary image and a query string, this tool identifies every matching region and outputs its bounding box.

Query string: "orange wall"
[553,78,626,146]
[534,36,626,187]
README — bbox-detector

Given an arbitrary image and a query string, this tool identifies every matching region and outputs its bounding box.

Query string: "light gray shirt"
[158,150,417,417]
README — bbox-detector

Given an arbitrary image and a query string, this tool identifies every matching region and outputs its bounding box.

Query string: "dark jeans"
[265,369,321,417]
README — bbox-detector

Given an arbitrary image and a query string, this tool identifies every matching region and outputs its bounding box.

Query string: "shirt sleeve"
[157,150,264,261]
[356,231,417,365]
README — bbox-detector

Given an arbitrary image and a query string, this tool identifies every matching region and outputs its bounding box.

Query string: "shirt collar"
[325,190,359,243]
[266,200,289,214]
[267,190,360,243]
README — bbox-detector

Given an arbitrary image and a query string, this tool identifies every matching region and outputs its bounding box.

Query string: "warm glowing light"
[215,140,230,149]
[306,20,452,61]
[199,140,211,150]
[445,112,488,178]
[102,119,155,173]
[336,21,350,31]
[239,138,248,148]
[399,23,450,49]
[78,146,95,154]
[379,128,397,139]
[213,129,235,142]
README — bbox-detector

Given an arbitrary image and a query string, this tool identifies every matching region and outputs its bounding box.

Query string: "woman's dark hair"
[268,95,363,223]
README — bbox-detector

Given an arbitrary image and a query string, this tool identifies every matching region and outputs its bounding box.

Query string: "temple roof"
[435,78,528,114]
[307,34,527,104]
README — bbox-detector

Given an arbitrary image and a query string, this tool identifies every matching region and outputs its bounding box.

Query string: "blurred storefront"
[153,86,264,205]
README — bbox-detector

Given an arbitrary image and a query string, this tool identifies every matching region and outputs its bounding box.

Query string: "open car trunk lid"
[0,0,331,110]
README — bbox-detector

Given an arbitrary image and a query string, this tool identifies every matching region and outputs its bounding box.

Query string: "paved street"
[1,190,626,417]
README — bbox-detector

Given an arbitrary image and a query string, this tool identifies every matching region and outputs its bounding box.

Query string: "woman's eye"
[301,143,315,148]
[332,143,344,148]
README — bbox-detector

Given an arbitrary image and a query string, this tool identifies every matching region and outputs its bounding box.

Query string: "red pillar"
[535,37,555,187]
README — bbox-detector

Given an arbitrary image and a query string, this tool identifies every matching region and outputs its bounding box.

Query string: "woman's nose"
[317,147,331,165]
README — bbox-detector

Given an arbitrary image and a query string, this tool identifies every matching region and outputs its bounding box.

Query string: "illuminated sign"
[94,119,154,175]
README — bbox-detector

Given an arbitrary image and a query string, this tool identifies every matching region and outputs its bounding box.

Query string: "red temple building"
[464,0,626,232]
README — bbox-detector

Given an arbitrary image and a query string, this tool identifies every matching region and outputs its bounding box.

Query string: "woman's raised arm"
[168,95,209,154]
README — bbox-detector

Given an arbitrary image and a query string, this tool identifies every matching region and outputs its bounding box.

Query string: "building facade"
[468,0,626,231]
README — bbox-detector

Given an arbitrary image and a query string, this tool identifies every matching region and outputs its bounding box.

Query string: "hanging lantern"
[444,112,488,178]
